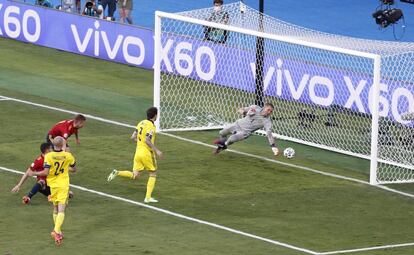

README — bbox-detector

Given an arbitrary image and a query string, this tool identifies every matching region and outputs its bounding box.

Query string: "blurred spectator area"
[5,0,414,42]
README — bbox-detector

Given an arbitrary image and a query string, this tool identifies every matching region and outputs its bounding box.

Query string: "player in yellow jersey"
[107,107,163,203]
[28,136,76,245]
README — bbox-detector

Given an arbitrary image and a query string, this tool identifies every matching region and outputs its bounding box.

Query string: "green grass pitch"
[0,38,414,255]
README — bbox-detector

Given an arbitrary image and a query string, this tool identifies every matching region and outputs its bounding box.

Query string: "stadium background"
[16,0,414,41]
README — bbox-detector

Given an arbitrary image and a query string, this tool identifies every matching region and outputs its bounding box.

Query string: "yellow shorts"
[50,186,69,205]
[133,150,157,171]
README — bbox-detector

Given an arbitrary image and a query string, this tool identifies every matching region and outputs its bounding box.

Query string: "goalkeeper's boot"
[22,196,31,204]
[213,138,227,154]
[144,197,158,203]
[213,144,227,154]
[107,169,118,182]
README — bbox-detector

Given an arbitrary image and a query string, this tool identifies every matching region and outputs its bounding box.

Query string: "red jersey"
[48,120,78,140]
[30,155,46,183]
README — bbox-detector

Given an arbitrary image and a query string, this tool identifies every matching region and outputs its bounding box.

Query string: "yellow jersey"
[135,120,156,153]
[44,150,76,188]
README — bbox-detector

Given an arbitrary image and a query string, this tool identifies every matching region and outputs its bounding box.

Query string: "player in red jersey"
[11,143,74,204]
[46,114,86,151]
[11,143,53,204]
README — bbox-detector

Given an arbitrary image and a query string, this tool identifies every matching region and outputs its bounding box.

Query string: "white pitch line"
[3,168,414,255]
[0,166,318,255]
[318,242,414,255]
[2,95,414,254]
[1,94,414,201]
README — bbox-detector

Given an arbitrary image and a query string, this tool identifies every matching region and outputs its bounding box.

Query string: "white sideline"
[2,95,413,199]
[1,96,414,254]
[0,166,318,255]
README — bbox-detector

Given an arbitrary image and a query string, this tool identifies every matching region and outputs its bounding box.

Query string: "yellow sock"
[117,171,134,179]
[145,176,156,199]
[54,212,65,234]
[53,213,57,224]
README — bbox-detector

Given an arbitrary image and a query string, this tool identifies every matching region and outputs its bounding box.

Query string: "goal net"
[154,2,414,185]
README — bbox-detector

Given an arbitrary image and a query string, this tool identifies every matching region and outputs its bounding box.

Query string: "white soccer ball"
[283,147,295,159]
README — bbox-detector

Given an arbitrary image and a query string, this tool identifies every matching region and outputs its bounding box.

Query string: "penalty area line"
[1,94,414,201]
[0,166,318,255]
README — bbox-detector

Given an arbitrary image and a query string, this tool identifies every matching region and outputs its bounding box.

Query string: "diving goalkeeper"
[213,102,279,155]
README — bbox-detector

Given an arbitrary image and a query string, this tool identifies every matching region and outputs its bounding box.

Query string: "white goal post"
[154,2,414,185]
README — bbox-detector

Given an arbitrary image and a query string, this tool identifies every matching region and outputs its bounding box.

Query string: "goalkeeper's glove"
[271,144,279,156]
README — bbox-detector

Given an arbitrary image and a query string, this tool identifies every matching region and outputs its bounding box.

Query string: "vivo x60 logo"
[248,58,414,123]
[0,4,41,42]
[71,20,145,65]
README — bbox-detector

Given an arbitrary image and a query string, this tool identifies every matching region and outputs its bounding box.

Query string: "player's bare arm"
[69,165,77,173]
[75,133,80,145]
[11,167,31,192]
[145,135,163,159]
[131,130,138,141]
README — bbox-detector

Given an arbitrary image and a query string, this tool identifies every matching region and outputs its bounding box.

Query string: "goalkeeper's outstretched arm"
[265,124,278,155]
[267,130,275,146]
[238,106,256,116]
[268,131,279,155]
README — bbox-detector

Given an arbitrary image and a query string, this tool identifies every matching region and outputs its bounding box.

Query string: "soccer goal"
[153,2,414,185]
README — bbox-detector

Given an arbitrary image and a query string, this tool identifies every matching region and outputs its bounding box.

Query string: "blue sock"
[28,183,41,198]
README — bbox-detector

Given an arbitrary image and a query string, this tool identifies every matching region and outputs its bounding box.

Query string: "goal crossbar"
[154,11,379,60]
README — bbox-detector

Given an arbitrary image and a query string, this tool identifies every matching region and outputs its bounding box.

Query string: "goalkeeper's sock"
[54,212,65,234]
[145,176,157,199]
[28,183,41,198]
[117,171,134,179]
